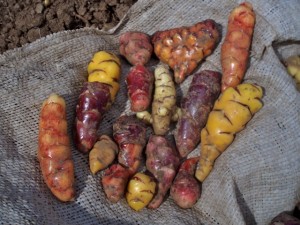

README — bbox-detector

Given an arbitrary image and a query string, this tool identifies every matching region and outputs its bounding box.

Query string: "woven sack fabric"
[0,0,299,224]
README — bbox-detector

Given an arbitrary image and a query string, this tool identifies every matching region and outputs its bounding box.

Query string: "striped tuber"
[74,51,121,153]
[137,64,180,135]
[146,135,180,209]
[113,115,147,175]
[38,93,75,202]
[126,65,154,112]
[126,172,156,211]
[152,19,220,83]
[221,2,256,92]
[102,163,131,203]
[195,83,264,182]
[170,157,201,209]
[174,70,221,158]
[119,31,153,66]
[89,135,118,175]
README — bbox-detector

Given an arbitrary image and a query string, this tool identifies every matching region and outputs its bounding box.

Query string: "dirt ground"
[0,0,137,54]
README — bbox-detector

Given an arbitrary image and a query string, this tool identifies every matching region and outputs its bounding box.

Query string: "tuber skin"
[286,55,300,91]
[74,82,112,153]
[38,93,75,202]
[269,212,300,225]
[102,163,131,203]
[174,70,221,158]
[89,135,119,175]
[75,51,121,153]
[126,172,156,211]
[137,64,180,135]
[170,157,201,209]
[221,2,256,92]
[119,31,153,66]
[126,65,154,112]
[113,115,147,175]
[145,135,180,209]
[152,19,220,83]
[195,83,264,182]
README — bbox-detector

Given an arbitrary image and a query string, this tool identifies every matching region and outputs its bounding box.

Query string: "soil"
[0,0,137,54]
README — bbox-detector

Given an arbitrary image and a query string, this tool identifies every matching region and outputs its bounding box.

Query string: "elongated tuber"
[126,65,154,112]
[113,115,147,175]
[119,31,153,66]
[146,135,180,209]
[174,70,221,158]
[89,135,118,175]
[152,19,220,83]
[137,64,179,135]
[195,83,263,182]
[170,157,201,209]
[102,163,131,203]
[38,93,75,202]
[75,51,121,153]
[221,2,256,92]
[126,172,156,211]
[74,82,112,153]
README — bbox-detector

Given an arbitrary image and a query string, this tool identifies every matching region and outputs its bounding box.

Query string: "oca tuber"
[38,93,75,202]
[195,83,263,182]
[221,2,256,92]
[152,19,220,83]
[286,55,300,90]
[174,70,221,158]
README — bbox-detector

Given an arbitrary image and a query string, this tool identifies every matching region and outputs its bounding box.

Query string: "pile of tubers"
[37,1,266,212]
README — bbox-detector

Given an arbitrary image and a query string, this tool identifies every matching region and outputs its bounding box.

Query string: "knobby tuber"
[152,19,220,83]
[38,93,75,202]
[137,64,180,135]
[119,31,153,66]
[146,135,180,209]
[221,2,256,92]
[170,157,201,209]
[126,172,156,211]
[74,51,121,153]
[174,70,221,158]
[126,65,154,112]
[113,115,147,175]
[195,83,263,182]
[89,135,118,175]
[102,163,131,203]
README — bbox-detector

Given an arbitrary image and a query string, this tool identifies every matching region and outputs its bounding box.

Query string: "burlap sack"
[1,0,299,224]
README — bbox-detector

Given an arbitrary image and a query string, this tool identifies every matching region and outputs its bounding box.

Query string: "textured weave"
[0,0,299,224]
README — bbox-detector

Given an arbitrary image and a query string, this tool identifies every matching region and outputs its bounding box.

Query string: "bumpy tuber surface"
[137,64,179,135]
[126,172,156,211]
[89,135,118,174]
[152,19,220,83]
[87,51,121,101]
[113,115,147,175]
[119,31,153,66]
[38,93,75,202]
[170,157,201,209]
[286,55,300,90]
[221,2,256,92]
[126,65,154,112]
[74,82,112,153]
[146,135,180,209]
[102,163,131,203]
[195,83,263,182]
[174,70,221,158]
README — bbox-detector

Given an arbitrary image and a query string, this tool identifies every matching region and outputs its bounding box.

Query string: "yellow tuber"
[126,172,156,211]
[286,55,300,90]
[89,135,119,175]
[87,51,121,101]
[195,83,264,182]
[137,64,180,135]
